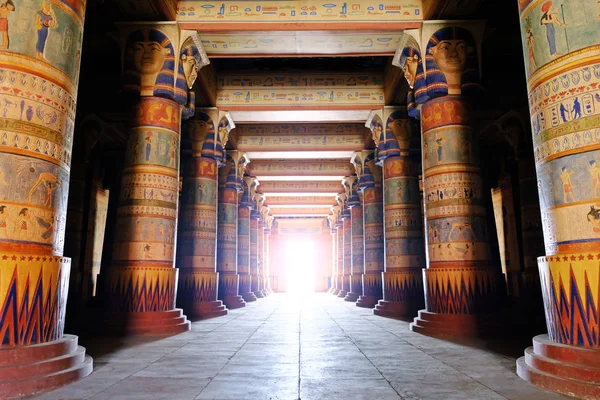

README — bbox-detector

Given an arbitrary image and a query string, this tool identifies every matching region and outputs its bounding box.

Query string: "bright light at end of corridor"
[285,239,316,296]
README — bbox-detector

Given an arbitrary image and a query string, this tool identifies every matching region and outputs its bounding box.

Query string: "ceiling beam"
[247,160,354,177]
[257,181,344,194]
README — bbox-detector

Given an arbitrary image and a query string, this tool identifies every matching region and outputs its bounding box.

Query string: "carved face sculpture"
[390,118,412,143]
[133,41,169,76]
[430,40,468,75]
[403,54,420,88]
[181,54,199,89]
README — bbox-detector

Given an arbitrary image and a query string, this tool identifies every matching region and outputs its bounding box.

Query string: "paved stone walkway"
[32,293,568,400]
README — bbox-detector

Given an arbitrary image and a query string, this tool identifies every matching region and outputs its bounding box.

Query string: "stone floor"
[30,293,569,400]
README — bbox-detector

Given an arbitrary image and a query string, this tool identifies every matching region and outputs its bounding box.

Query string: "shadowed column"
[103,28,206,333]
[239,177,257,302]
[338,197,351,298]
[353,150,384,308]
[176,109,232,319]
[333,206,344,296]
[217,155,245,309]
[259,206,270,297]
[513,2,600,396]
[250,206,263,298]
[0,0,93,396]
[327,214,338,293]
[398,22,502,336]
[345,177,364,302]
[374,108,425,319]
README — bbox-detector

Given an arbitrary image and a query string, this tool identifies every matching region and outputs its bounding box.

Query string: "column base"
[221,295,246,310]
[337,290,348,298]
[409,309,499,337]
[344,292,360,302]
[260,289,269,297]
[254,290,265,298]
[0,335,93,399]
[517,335,600,399]
[102,309,191,335]
[241,292,258,302]
[187,301,228,319]
[373,300,417,320]
[331,288,340,295]
[356,295,379,309]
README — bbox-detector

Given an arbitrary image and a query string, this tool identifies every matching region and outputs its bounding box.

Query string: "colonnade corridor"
[31,294,566,400]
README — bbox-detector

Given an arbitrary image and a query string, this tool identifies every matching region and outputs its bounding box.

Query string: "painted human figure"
[560,166,576,203]
[0,0,15,50]
[145,136,152,161]
[36,0,58,59]
[435,136,444,162]
[16,207,30,240]
[589,160,600,197]
[524,17,537,74]
[540,1,566,59]
[573,98,582,119]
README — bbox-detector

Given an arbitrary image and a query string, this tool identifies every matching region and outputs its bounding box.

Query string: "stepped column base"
[344,292,360,302]
[374,300,419,319]
[0,335,93,399]
[356,295,379,309]
[222,295,246,310]
[409,310,500,337]
[254,290,265,298]
[241,292,258,302]
[102,309,191,335]
[517,335,600,399]
[331,288,340,295]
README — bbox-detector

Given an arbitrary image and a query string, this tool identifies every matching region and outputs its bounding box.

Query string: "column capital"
[118,23,208,110]
[392,21,485,109]
[226,150,249,193]
[185,108,232,164]
[351,150,382,190]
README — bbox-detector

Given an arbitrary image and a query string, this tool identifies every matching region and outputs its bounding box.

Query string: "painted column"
[176,108,232,319]
[352,151,385,308]
[264,214,274,294]
[514,2,600,397]
[398,22,501,336]
[345,177,364,302]
[334,214,344,296]
[216,154,245,309]
[338,198,351,298]
[250,205,263,298]
[104,27,208,332]
[329,207,341,294]
[327,214,337,293]
[373,108,426,319]
[268,218,280,291]
[239,177,257,302]
[259,206,270,297]
[0,0,93,396]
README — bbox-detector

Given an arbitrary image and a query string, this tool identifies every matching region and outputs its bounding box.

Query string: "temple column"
[0,0,93,396]
[176,108,231,319]
[102,27,208,331]
[337,196,351,298]
[352,151,385,308]
[250,205,263,298]
[263,215,274,294]
[258,206,270,297]
[332,207,344,296]
[373,108,426,319]
[344,177,364,302]
[514,3,600,397]
[239,177,257,302]
[327,215,338,293]
[216,151,246,309]
[396,22,502,336]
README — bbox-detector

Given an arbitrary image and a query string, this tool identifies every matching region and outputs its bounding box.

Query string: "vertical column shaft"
[217,179,244,309]
[238,205,256,302]
[107,97,181,317]
[345,205,364,302]
[514,4,600,396]
[412,96,500,335]
[249,210,262,297]
[177,155,227,318]
[337,215,351,297]
[256,220,266,297]
[357,185,384,308]
[334,223,344,295]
